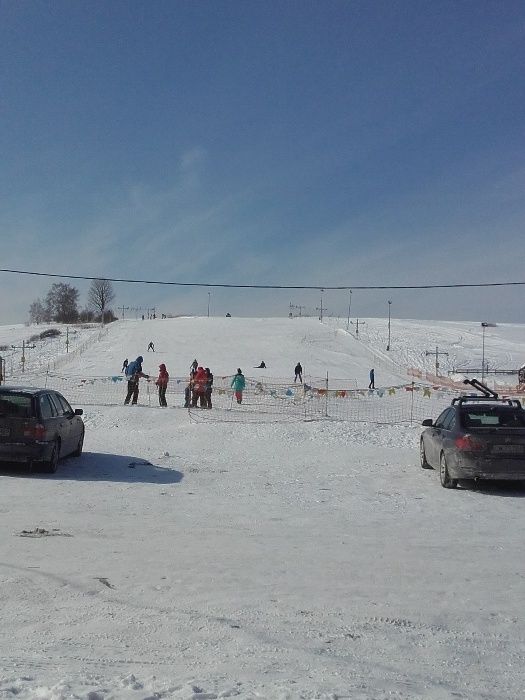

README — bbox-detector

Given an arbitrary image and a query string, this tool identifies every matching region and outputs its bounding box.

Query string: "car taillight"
[455,434,486,452]
[23,423,46,440]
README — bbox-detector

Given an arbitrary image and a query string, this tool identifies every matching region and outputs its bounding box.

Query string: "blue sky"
[1,0,524,323]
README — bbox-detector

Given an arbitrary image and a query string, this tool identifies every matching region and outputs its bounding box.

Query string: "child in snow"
[192,366,208,408]
[155,363,169,407]
[231,368,246,404]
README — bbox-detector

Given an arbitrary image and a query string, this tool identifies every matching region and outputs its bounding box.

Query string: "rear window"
[0,392,34,418]
[460,407,525,428]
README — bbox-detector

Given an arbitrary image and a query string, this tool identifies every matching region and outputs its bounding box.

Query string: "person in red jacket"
[155,363,169,407]
[191,366,208,408]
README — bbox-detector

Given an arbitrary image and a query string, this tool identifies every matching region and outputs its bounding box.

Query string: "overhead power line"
[1,267,524,291]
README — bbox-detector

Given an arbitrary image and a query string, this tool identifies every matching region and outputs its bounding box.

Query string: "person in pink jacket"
[155,363,169,407]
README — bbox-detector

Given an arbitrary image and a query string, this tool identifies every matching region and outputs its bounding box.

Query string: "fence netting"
[11,371,511,425]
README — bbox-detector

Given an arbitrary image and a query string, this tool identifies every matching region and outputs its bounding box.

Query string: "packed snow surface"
[1,316,525,699]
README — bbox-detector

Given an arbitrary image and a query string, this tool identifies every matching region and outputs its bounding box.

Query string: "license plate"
[0,427,10,437]
[492,444,524,455]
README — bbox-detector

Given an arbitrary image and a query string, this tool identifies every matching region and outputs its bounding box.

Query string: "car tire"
[439,452,457,489]
[420,439,432,469]
[71,429,84,458]
[41,440,59,474]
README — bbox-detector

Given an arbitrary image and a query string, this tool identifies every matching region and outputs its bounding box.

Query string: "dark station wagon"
[0,386,84,473]
[420,380,525,488]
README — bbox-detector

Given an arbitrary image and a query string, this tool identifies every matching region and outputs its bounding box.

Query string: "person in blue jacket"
[124,356,150,405]
[231,368,246,404]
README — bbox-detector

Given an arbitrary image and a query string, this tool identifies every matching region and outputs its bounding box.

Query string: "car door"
[47,392,72,456]
[427,408,452,465]
[55,393,82,455]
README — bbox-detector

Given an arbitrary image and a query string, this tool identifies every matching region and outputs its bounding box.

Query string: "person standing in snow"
[294,362,303,383]
[147,341,155,352]
[192,366,208,408]
[231,368,246,404]
[190,359,198,377]
[155,363,169,407]
[205,367,214,409]
[124,356,150,405]
[368,368,375,389]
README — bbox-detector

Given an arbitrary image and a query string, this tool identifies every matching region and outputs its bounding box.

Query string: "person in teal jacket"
[231,368,246,404]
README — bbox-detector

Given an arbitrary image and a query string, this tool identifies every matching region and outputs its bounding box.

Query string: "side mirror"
[74,408,83,416]
[421,418,433,427]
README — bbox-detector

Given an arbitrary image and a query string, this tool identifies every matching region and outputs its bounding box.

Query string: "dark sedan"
[420,396,525,488]
[0,386,84,473]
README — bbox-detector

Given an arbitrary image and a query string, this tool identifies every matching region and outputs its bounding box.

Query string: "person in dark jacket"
[124,356,150,405]
[368,368,375,389]
[121,358,128,373]
[205,368,214,409]
[155,363,169,407]
[190,359,198,378]
[294,362,303,383]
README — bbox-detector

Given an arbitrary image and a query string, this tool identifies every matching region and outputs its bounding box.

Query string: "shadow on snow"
[0,451,183,484]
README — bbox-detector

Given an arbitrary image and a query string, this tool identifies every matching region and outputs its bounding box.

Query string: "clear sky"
[1,0,524,324]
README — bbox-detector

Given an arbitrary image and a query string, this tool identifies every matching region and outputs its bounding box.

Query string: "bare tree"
[87,279,115,325]
[28,298,48,324]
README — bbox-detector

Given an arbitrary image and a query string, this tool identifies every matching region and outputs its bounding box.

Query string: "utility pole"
[481,322,489,381]
[207,291,211,318]
[316,290,325,322]
[10,340,36,374]
[346,290,353,331]
[386,299,392,351]
[425,346,449,376]
[350,319,365,337]
[118,305,129,319]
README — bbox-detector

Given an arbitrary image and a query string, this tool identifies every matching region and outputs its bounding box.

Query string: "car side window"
[47,393,63,416]
[55,393,74,416]
[39,394,56,419]
[442,410,456,431]
[434,409,450,429]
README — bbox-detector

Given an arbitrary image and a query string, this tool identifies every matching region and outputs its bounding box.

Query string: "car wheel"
[439,452,457,489]
[71,429,84,458]
[41,440,59,474]
[420,439,432,469]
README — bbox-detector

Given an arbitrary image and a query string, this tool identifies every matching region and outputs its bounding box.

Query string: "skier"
[255,360,266,369]
[205,367,214,409]
[184,377,192,408]
[294,362,303,383]
[121,358,128,373]
[124,356,150,405]
[155,363,169,407]
[190,359,198,377]
[369,369,375,389]
[147,341,155,352]
[192,366,208,408]
[231,368,246,404]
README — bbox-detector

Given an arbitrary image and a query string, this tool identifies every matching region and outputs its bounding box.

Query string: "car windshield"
[460,406,525,428]
[0,392,33,418]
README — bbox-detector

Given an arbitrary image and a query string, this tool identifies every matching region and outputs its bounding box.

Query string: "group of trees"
[29,279,116,325]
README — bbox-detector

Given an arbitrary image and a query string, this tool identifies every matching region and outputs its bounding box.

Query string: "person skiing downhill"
[124,356,150,405]
[155,363,169,407]
[231,368,246,404]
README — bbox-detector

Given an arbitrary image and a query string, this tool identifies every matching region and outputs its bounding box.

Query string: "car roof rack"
[451,378,522,408]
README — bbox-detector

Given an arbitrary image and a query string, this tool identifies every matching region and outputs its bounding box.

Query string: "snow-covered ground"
[1,316,525,699]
